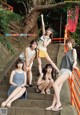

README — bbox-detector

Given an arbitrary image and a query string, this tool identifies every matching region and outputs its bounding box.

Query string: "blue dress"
[8,72,27,99]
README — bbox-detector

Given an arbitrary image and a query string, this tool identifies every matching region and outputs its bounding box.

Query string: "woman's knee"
[50,79,54,85]
[45,80,49,85]
[53,82,57,88]
[28,68,32,73]
[22,87,26,92]
[38,58,42,65]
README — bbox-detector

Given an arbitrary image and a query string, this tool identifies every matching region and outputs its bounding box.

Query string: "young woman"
[37,14,59,75]
[46,38,78,111]
[37,64,55,94]
[19,40,37,87]
[1,59,27,108]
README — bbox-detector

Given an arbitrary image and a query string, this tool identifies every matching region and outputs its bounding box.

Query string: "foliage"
[66,5,80,45]
[0,9,22,34]
[71,17,80,45]
[0,36,15,54]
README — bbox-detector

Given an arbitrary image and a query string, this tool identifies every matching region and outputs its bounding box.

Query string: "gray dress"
[60,49,74,72]
[8,72,27,99]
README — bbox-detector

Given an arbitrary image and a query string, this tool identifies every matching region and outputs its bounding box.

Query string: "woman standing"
[37,14,59,75]
[19,40,37,87]
[1,59,27,107]
[46,38,78,111]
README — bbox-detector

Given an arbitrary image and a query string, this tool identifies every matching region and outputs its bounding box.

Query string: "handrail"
[0,0,13,11]
[69,71,80,115]
[51,38,64,43]
[65,46,80,115]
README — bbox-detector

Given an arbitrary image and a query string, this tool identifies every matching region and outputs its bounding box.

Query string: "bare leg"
[1,87,22,107]
[27,70,33,85]
[45,55,59,73]
[53,73,69,109]
[38,80,49,94]
[46,83,63,110]
[46,79,54,94]
[37,57,42,75]
[6,87,26,107]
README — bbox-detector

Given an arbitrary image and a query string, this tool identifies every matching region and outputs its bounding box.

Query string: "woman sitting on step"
[46,38,78,111]
[1,59,27,108]
[36,64,55,94]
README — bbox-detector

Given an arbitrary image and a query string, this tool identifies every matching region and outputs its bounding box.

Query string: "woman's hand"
[73,64,79,70]
[26,66,30,71]
[21,84,25,87]
[41,14,43,18]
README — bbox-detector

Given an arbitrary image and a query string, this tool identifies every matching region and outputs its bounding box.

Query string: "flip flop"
[51,107,63,111]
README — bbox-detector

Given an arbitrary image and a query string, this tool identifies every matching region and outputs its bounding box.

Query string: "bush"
[0,9,22,33]
[0,36,15,54]
[71,17,80,45]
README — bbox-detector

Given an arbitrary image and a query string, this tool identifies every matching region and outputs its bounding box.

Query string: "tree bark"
[24,11,40,34]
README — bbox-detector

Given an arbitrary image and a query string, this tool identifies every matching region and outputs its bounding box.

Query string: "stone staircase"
[0,44,77,115]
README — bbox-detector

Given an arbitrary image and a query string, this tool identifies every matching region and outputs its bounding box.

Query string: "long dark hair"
[42,64,54,80]
[29,39,38,58]
[30,39,38,47]
[15,59,24,70]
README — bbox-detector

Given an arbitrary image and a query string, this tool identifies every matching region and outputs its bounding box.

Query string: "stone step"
[0,98,52,108]
[0,86,54,94]
[0,102,76,115]
[0,98,70,109]
[61,105,77,115]
[0,86,36,93]
[0,106,60,115]
[0,92,71,106]
[0,92,53,101]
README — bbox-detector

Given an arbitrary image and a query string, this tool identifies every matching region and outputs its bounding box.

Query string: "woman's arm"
[73,49,77,69]
[9,70,18,86]
[37,74,44,85]
[41,14,45,35]
[25,48,28,67]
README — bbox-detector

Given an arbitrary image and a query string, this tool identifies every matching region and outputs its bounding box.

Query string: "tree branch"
[26,1,80,18]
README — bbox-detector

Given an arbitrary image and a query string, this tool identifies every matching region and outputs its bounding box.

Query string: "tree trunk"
[23,11,40,35]
[23,1,80,39]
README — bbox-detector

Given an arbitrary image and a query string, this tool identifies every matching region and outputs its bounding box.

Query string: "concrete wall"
[0,42,13,71]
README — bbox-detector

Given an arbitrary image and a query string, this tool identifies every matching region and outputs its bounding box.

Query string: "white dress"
[19,47,35,66]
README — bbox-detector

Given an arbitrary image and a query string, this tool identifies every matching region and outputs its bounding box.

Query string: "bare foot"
[46,106,53,110]
[41,90,45,94]
[46,89,50,94]
[54,103,61,110]
[6,102,11,108]
[1,101,7,107]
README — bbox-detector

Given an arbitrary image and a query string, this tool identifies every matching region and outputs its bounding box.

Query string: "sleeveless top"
[13,72,25,86]
[19,47,35,61]
[38,35,50,51]
[60,49,74,71]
